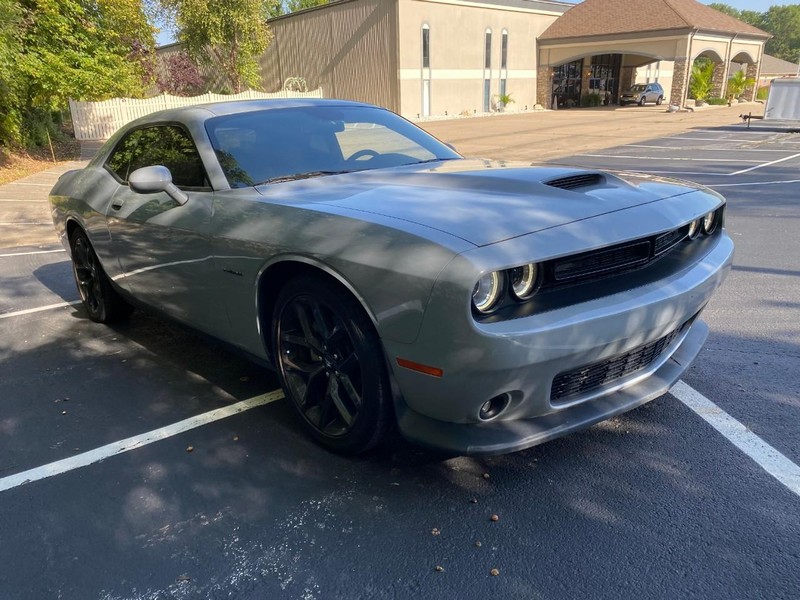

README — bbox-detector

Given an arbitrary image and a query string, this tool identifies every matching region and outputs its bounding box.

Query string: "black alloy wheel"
[69,228,132,323]
[273,276,391,454]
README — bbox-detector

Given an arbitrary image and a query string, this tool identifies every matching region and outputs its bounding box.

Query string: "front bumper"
[395,320,706,455]
[384,230,733,455]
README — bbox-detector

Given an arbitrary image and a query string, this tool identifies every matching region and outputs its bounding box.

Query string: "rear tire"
[69,228,132,323]
[656,96,663,106]
[272,275,392,454]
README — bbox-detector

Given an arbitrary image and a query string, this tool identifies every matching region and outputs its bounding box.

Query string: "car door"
[104,124,230,336]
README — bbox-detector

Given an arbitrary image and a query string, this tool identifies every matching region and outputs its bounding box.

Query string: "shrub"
[580,93,603,107]
[706,97,729,105]
[689,60,714,102]
[757,86,769,101]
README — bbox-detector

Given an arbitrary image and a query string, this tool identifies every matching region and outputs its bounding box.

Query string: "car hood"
[256,159,699,247]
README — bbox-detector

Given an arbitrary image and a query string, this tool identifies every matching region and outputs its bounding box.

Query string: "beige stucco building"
[160,0,771,118]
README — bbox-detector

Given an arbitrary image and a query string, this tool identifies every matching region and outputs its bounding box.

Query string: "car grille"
[547,223,691,286]
[550,320,689,403]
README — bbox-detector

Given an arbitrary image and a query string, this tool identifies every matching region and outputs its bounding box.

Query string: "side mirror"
[128,165,188,205]
[445,142,457,152]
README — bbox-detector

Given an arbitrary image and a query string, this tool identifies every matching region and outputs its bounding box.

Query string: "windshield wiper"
[414,157,460,165]
[256,170,351,185]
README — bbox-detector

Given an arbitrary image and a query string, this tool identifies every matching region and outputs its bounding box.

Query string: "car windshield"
[628,85,647,93]
[205,105,461,188]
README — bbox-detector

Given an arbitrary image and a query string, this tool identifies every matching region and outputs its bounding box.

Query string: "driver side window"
[105,125,209,190]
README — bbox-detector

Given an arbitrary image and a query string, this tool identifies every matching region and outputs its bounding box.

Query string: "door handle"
[111,199,124,210]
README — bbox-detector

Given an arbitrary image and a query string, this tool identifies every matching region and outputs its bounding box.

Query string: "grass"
[0,136,81,185]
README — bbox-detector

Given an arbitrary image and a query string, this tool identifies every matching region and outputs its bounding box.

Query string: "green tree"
[18,0,156,109]
[1,0,155,147]
[161,0,275,93]
[0,0,23,144]
[761,5,800,63]
[286,0,327,11]
[709,3,800,63]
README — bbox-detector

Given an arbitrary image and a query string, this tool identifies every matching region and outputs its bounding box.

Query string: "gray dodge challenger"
[49,99,733,455]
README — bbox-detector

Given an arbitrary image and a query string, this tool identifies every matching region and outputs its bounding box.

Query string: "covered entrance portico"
[535,0,770,109]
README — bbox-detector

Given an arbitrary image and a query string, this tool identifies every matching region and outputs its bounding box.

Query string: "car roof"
[124,98,381,129]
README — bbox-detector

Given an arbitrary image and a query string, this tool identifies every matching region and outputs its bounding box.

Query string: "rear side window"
[105,125,209,189]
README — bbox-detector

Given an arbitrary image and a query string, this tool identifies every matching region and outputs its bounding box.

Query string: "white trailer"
[743,78,800,130]
[764,78,800,121]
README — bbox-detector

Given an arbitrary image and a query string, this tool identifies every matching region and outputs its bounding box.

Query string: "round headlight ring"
[472,271,503,314]
[687,219,701,240]
[702,210,718,235]
[510,263,541,301]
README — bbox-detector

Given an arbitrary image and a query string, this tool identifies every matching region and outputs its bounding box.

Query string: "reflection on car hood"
[256,159,699,247]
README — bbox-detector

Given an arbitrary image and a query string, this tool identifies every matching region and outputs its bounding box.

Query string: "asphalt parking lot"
[1,120,799,599]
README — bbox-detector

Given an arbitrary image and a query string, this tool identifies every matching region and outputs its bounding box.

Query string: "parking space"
[1,123,799,599]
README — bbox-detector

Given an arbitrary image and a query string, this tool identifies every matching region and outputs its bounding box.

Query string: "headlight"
[509,263,541,301]
[472,271,503,313]
[702,210,718,235]
[687,219,701,239]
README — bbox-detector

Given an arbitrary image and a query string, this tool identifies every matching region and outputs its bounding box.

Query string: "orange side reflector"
[396,358,444,378]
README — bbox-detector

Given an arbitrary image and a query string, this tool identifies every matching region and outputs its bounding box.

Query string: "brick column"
[670,57,689,107]
[537,65,553,109]
[619,66,635,96]
[711,61,727,99]
[581,64,592,102]
[743,62,759,101]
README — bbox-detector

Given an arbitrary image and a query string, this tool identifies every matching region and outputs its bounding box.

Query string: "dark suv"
[621,82,665,106]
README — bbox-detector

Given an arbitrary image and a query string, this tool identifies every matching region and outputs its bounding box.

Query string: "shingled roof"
[760,53,799,76]
[540,0,770,40]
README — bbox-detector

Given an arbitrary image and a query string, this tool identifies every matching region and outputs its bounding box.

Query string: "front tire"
[272,275,392,454]
[638,96,646,106]
[69,228,132,323]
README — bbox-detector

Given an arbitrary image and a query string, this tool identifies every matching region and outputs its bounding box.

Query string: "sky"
[154,1,784,46]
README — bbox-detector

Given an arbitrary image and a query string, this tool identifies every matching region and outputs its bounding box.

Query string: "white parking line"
[671,381,800,497]
[0,390,285,493]
[708,179,800,188]
[578,154,762,163]
[667,136,768,143]
[729,152,800,176]
[623,144,790,152]
[0,301,81,320]
[0,249,65,258]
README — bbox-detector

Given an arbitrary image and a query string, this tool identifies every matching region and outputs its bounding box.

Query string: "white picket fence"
[69,88,325,140]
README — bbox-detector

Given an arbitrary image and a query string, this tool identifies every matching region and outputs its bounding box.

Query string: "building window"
[588,54,621,105]
[484,29,492,70]
[500,29,508,101]
[484,28,492,111]
[552,59,583,108]
[421,24,431,117]
[422,24,430,69]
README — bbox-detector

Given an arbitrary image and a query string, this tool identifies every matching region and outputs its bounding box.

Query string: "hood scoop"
[544,172,605,191]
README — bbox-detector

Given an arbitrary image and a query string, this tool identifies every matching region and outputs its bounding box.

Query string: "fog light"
[478,394,510,421]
